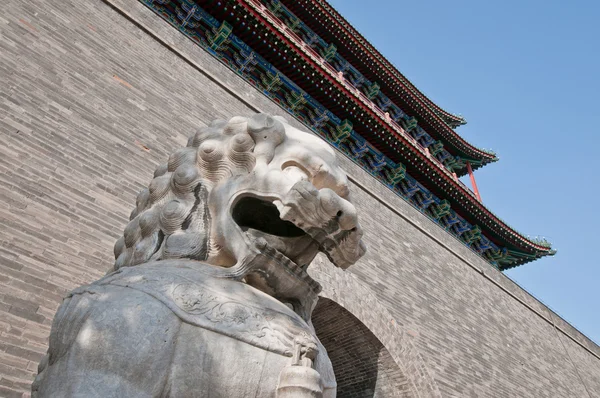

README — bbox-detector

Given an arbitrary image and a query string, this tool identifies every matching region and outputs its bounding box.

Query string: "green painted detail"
[209,21,232,51]
[487,248,508,262]
[285,91,307,111]
[260,71,282,92]
[384,163,406,185]
[430,141,444,156]
[403,117,418,132]
[507,249,540,260]
[330,119,353,143]
[267,0,283,17]
[286,16,301,32]
[463,225,482,244]
[320,43,337,62]
[477,240,551,270]
[431,199,451,220]
[445,156,466,171]
[365,82,380,100]
[466,158,484,167]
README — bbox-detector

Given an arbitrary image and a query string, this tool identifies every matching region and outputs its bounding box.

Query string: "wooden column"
[467,161,482,202]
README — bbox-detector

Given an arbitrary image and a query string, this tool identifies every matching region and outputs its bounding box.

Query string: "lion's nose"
[318,189,358,231]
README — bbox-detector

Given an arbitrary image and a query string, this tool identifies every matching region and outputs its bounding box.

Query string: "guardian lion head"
[113,114,366,292]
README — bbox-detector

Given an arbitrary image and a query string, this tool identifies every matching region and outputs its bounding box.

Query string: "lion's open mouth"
[232,196,305,238]
[232,196,321,269]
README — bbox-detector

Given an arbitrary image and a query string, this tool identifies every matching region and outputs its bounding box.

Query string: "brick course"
[0,0,598,396]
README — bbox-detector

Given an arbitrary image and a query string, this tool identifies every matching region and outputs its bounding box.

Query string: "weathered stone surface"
[0,0,599,397]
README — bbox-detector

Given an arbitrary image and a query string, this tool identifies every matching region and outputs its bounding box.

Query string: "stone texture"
[0,0,599,396]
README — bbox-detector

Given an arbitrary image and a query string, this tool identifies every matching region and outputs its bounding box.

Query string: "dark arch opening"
[311,298,413,398]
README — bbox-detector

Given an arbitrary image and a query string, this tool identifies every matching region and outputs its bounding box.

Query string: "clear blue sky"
[328,0,600,343]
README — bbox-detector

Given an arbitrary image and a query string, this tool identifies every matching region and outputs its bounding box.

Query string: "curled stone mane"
[112,115,285,271]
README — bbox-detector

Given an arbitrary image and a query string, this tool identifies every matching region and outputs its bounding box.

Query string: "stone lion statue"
[32,114,366,397]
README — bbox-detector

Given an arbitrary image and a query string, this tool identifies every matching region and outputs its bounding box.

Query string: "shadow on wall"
[311,298,413,398]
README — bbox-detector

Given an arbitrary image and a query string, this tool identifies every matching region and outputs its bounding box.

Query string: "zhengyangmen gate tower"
[1,0,599,397]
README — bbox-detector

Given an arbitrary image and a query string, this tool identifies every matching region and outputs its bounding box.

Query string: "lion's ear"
[247,114,286,164]
[247,114,285,141]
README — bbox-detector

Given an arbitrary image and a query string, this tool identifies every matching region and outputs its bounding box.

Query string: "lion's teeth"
[273,200,284,212]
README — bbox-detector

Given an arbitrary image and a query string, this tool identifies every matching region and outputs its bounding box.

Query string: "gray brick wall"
[0,0,598,397]
[312,298,412,398]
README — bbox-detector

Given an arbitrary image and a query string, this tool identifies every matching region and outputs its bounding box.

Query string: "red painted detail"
[467,162,482,202]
